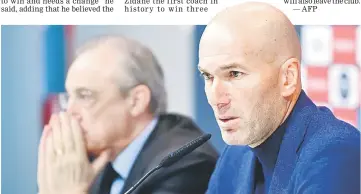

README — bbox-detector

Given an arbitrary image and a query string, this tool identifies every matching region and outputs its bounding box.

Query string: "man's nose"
[208,78,231,109]
[66,99,82,121]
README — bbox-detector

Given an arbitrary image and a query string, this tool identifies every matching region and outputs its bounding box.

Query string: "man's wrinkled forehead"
[66,64,106,93]
[199,22,236,58]
[199,24,236,71]
[66,47,126,91]
[70,50,116,77]
[198,26,259,72]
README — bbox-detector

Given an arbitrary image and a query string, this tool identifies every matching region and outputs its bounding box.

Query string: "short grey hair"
[75,35,167,115]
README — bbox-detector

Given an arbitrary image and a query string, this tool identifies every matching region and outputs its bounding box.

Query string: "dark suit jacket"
[91,113,218,194]
[206,90,360,194]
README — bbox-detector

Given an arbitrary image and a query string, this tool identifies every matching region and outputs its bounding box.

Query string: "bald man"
[37,36,218,194]
[198,2,360,194]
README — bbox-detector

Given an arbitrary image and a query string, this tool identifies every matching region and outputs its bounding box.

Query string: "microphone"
[123,133,212,194]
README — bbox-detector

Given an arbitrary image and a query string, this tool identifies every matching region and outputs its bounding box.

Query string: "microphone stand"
[123,165,161,194]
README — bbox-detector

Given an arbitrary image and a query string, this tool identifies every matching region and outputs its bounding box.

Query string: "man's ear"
[279,58,300,98]
[127,85,151,117]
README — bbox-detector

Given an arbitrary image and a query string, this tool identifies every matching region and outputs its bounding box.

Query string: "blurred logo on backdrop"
[301,25,360,129]
[302,25,333,66]
[329,64,359,109]
[340,72,349,99]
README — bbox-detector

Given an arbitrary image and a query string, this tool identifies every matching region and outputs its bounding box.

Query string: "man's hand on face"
[37,112,111,194]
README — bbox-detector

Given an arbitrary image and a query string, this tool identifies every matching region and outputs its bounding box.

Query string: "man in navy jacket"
[198,2,360,194]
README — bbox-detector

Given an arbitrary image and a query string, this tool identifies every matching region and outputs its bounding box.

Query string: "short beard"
[245,85,287,147]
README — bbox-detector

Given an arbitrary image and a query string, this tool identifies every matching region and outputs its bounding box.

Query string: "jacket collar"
[268,90,316,194]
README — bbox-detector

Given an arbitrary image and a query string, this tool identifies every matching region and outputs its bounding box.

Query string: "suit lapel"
[268,91,314,194]
[89,163,111,194]
[237,150,257,194]
[91,114,199,194]
[121,115,168,193]
[120,138,154,194]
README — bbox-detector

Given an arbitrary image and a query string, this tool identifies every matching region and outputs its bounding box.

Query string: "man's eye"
[77,90,93,100]
[79,94,91,100]
[201,72,213,80]
[229,71,244,78]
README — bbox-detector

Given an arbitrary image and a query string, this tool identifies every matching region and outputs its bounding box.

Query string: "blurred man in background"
[37,36,218,194]
[198,2,360,194]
